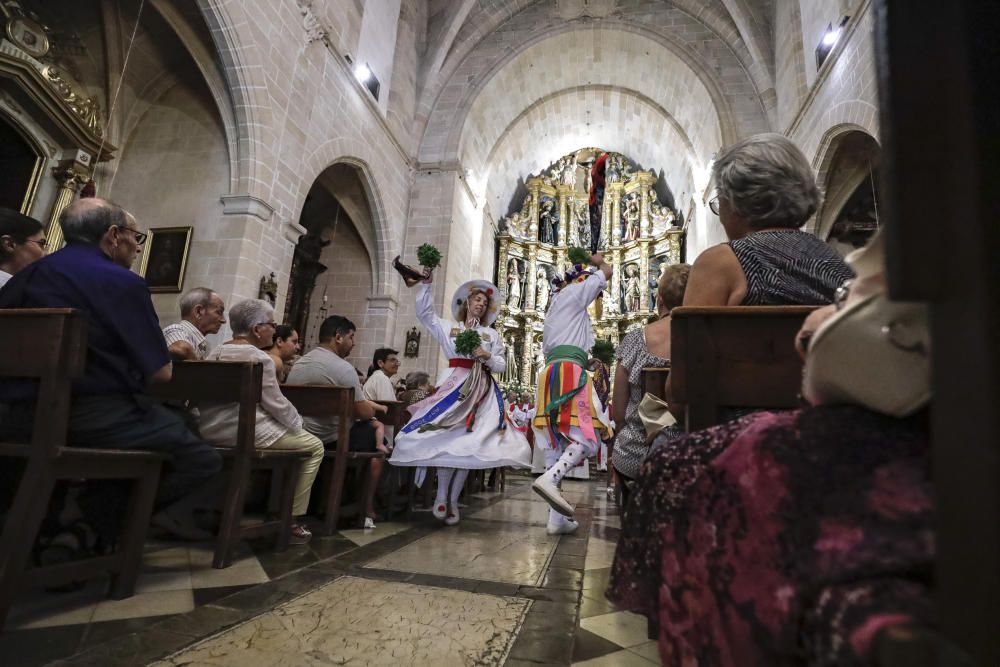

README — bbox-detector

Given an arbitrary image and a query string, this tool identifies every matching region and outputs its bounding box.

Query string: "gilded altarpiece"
[494,149,684,391]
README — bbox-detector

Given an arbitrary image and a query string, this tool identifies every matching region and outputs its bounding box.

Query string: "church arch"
[812,126,882,250]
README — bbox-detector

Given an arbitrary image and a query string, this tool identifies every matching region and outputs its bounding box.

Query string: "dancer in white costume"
[532,253,614,534]
[390,271,531,526]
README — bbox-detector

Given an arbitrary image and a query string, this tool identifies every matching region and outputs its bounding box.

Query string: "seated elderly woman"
[686,133,853,307]
[198,299,324,544]
[608,232,935,666]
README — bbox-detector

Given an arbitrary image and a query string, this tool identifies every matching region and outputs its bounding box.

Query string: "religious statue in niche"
[538,196,559,245]
[606,154,622,184]
[648,255,667,310]
[622,194,641,241]
[506,258,524,309]
[648,188,677,236]
[535,266,551,312]
[259,272,278,306]
[561,156,578,188]
[574,200,591,249]
[623,263,642,313]
[404,326,421,358]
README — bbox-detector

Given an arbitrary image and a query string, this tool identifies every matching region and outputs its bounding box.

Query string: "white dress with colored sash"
[389,283,532,470]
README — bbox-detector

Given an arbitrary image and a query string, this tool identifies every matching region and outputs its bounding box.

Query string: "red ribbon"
[448,358,474,368]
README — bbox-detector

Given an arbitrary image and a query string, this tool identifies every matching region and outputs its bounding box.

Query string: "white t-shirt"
[363,369,396,401]
[542,270,608,354]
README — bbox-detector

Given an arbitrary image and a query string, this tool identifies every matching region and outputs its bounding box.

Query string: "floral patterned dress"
[607,405,935,666]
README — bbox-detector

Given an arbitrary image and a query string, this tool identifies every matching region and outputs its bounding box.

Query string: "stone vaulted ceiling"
[416,0,778,215]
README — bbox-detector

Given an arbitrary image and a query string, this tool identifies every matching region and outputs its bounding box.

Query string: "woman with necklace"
[389,269,531,526]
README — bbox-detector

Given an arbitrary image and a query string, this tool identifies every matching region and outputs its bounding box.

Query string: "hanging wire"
[869,162,880,227]
[96,0,148,194]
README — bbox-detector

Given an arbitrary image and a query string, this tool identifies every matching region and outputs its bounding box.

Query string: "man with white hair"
[163,287,227,360]
[0,198,222,540]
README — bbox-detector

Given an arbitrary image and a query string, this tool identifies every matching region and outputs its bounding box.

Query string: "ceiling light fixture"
[816,16,850,69]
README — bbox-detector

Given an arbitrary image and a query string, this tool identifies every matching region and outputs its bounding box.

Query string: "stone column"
[45,160,90,251]
[521,329,535,388]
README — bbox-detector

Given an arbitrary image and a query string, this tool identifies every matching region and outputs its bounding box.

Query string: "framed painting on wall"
[139,226,193,293]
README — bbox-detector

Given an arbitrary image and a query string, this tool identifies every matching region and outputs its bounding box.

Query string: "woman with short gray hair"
[198,299,324,544]
[685,133,853,306]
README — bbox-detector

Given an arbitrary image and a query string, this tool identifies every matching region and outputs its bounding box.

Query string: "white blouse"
[542,270,607,354]
[198,343,303,448]
[415,283,506,375]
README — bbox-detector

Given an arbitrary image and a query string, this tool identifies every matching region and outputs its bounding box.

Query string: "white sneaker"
[547,518,579,535]
[532,477,574,517]
[363,517,376,530]
[444,505,460,526]
[432,502,447,520]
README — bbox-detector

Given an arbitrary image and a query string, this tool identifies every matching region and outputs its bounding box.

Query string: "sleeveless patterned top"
[728,230,854,305]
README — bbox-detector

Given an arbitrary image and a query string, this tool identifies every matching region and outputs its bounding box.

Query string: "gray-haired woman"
[687,133,853,306]
[198,299,324,545]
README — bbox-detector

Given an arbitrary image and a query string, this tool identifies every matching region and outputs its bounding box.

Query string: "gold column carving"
[609,182,624,245]
[638,239,651,314]
[525,242,538,311]
[557,186,571,246]
[527,178,542,241]
[637,172,655,237]
[46,160,90,251]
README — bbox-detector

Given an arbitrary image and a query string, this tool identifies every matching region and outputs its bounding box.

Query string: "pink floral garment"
[608,406,935,666]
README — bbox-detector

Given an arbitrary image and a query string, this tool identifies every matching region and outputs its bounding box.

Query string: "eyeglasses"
[256,321,277,329]
[24,238,48,249]
[708,196,720,216]
[116,226,148,245]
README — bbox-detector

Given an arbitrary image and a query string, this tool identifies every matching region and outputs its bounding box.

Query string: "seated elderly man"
[163,287,227,361]
[288,315,388,529]
[198,299,324,544]
[0,198,222,540]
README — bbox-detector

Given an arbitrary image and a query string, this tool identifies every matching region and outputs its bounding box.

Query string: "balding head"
[60,198,128,244]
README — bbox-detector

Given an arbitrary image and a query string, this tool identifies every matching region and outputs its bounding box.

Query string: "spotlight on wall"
[815,16,850,69]
[353,62,380,101]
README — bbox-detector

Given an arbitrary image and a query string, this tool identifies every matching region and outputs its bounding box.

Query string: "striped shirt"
[729,230,854,305]
[162,319,209,360]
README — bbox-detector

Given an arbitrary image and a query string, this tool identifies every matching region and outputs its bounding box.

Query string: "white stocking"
[450,469,469,505]
[435,468,454,507]
[542,442,588,487]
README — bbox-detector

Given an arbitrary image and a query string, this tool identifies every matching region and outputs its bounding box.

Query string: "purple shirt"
[0,243,169,397]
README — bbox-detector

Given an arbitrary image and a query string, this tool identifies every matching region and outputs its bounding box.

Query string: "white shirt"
[162,319,209,360]
[542,271,607,354]
[198,344,302,448]
[0,269,11,289]
[363,369,396,401]
[415,282,506,375]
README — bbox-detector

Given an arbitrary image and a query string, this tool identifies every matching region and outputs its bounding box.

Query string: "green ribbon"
[542,344,589,416]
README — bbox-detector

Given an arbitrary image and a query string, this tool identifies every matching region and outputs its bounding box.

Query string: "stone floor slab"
[150,576,529,667]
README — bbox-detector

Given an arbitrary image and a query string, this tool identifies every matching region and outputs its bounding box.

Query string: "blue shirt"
[0,243,170,397]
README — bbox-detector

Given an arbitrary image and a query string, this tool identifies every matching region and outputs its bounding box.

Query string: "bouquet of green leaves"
[591,339,615,366]
[567,246,591,266]
[417,243,442,270]
[454,329,483,356]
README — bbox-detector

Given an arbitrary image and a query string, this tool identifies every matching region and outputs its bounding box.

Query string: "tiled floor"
[1,473,655,666]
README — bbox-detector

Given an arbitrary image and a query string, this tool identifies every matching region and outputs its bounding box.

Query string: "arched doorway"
[0,116,42,212]
[816,130,882,254]
[285,163,378,368]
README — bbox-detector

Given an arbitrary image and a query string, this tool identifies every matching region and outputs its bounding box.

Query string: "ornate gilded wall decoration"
[494,148,684,391]
[404,327,421,358]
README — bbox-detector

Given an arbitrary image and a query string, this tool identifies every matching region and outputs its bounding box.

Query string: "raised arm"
[415,282,453,348]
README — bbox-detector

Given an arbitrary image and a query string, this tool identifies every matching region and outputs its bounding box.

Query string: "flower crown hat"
[452,279,503,326]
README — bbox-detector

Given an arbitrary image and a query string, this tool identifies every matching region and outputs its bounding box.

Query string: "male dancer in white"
[532,253,614,534]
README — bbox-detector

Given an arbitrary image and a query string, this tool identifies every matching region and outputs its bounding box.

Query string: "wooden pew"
[0,309,166,627]
[670,306,819,431]
[641,366,671,401]
[150,361,308,568]
[279,385,378,535]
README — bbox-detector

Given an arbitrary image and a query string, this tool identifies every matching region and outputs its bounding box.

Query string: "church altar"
[494,148,685,392]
